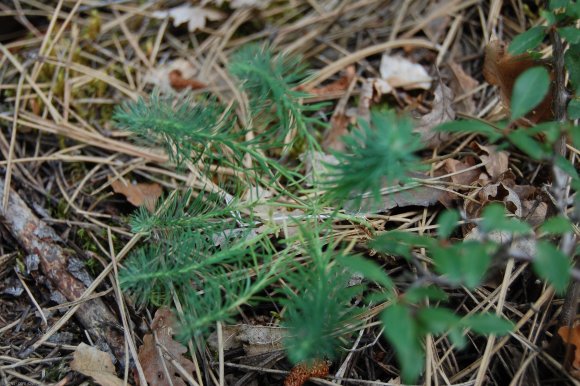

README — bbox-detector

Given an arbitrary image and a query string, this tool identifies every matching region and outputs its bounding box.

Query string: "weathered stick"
[549,28,577,330]
[0,178,126,363]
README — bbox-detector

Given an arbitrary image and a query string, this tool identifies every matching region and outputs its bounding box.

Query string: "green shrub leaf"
[508,129,550,160]
[405,286,448,303]
[481,204,532,234]
[436,120,502,142]
[438,209,460,239]
[510,67,550,121]
[339,255,394,290]
[449,326,467,349]
[540,216,573,234]
[382,304,424,382]
[462,313,513,335]
[568,98,580,119]
[371,231,436,260]
[509,26,546,54]
[565,44,580,91]
[418,307,460,335]
[555,155,579,179]
[432,242,494,288]
[558,26,580,44]
[532,241,571,294]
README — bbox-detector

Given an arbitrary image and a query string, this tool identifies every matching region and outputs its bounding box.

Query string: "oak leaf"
[138,308,196,386]
[111,179,162,212]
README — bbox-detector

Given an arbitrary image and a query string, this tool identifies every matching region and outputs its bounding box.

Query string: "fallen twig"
[0,178,126,364]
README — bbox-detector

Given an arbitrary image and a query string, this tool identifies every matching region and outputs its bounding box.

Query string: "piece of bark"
[0,179,125,363]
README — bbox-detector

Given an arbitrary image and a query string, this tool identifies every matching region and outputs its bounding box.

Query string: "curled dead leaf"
[438,157,481,207]
[522,199,548,227]
[346,174,447,214]
[483,40,553,123]
[443,158,480,186]
[558,323,580,377]
[304,65,355,96]
[145,59,204,94]
[448,61,478,114]
[414,83,455,148]
[169,69,206,91]
[380,54,432,90]
[473,143,509,182]
[111,179,162,213]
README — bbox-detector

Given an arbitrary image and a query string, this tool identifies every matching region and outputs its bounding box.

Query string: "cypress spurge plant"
[116,34,576,383]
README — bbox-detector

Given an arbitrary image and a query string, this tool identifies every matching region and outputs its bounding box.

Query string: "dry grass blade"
[0,1,577,385]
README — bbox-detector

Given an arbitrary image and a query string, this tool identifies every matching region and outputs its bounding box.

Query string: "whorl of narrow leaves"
[229,43,324,146]
[113,93,237,165]
[281,227,365,364]
[325,110,424,206]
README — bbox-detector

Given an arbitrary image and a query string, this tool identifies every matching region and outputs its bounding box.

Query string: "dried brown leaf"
[448,61,478,114]
[558,324,580,375]
[111,179,162,212]
[70,343,124,386]
[169,69,206,91]
[322,113,350,152]
[480,182,522,216]
[347,176,446,213]
[483,40,553,123]
[208,324,285,356]
[414,83,455,148]
[438,158,481,207]
[522,200,548,226]
[443,158,480,186]
[145,59,203,93]
[306,65,355,96]
[473,143,509,181]
[356,78,377,121]
[138,308,196,386]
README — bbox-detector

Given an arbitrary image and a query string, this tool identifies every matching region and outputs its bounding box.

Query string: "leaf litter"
[138,308,196,386]
[0,1,578,385]
[70,343,124,386]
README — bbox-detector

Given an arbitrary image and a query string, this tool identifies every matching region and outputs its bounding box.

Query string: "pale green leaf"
[462,313,513,335]
[382,304,424,382]
[438,209,460,239]
[511,67,550,121]
[340,256,393,290]
[533,241,571,294]
[509,26,546,54]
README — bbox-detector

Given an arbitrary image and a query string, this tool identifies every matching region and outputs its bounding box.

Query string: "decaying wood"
[0,178,126,363]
